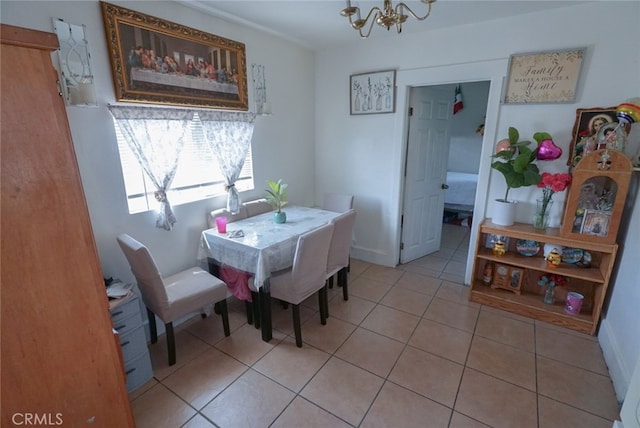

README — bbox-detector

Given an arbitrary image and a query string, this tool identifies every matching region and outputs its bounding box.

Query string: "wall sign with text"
[503,48,586,104]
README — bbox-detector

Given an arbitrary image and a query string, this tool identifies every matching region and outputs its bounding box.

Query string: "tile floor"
[130,224,619,427]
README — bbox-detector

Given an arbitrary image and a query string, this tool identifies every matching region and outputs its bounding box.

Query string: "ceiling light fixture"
[340,0,436,39]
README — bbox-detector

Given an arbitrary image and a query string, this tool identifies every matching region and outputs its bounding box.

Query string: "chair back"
[327,209,357,275]
[207,205,248,229]
[116,234,169,316]
[290,223,334,301]
[323,193,354,213]
[245,198,273,217]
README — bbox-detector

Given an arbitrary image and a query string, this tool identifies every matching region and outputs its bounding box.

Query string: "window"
[115,112,254,214]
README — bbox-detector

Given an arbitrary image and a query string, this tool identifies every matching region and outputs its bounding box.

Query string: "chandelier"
[341,0,436,39]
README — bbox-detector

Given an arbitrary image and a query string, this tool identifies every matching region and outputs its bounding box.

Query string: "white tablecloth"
[200,206,340,289]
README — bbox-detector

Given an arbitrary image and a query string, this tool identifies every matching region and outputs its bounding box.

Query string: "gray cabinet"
[111,294,153,392]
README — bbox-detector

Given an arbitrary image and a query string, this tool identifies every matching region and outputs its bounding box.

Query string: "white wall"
[600,174,640,401]
[314,1,639,401]
[0,0,317,282]
[448,81,489,174]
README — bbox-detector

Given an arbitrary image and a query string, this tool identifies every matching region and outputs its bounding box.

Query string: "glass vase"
[543,286,556,305]
[533,198,553,229]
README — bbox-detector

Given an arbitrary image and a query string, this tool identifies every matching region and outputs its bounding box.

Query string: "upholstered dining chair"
[323,192,354,213]
[116,233,230,366]
[206,206,257,326]
[326,209,357,302]
[252,223,334,347]
[244,198,273,217]
[207,205,248,229]
[323,193,355,282]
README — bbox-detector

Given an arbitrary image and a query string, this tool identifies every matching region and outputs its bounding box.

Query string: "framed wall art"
[350,70,395,115]
[568,107,632,167]
[503,47,586,104]
[100,1,248,110]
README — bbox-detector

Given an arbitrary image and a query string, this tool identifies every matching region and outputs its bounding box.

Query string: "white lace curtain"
[108,105,193,231]
[198,111,256,214]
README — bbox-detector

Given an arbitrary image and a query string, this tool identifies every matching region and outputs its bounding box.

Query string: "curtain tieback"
[154,190,167,202]
[224,183,235,192]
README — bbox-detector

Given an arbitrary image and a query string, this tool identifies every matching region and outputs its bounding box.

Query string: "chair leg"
[340,267,349,301]
[324,284,330,318]
[280,300,289,309]
[245,301,254,325]
[165,322,176,366]
[328,275,334,289]
[147,308,158,344]
[318,287,327,325]
[218,299,230,337]
[292,304,302,347]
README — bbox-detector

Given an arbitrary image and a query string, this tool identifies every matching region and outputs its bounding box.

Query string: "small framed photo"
[509,267,523,293]
[349,70,395,115]
[491,264,522,295]
[580,209,611,237]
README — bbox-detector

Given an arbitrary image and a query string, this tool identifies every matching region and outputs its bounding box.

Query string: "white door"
[400,86,453,264]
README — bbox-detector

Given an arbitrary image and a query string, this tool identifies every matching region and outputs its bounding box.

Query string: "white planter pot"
[492,199,517,226]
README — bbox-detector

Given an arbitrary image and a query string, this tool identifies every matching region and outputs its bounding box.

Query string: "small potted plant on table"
[265,179,288,223]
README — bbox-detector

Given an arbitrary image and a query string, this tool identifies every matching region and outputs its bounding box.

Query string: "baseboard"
[599,317,631,403]
[351,245,396,267]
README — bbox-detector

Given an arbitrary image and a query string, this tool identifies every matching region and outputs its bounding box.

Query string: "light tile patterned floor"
[130,224,619,427]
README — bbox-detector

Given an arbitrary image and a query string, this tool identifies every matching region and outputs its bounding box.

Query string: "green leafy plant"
[265,179,288,213]
[491,127,544,202]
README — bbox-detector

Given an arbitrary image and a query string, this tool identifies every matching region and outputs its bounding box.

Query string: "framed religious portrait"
[349,70,396,115]
[100,1,248,110]
[568,107,632,167]
[580,210,611,237]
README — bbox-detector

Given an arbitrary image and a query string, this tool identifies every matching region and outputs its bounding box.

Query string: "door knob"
[441,184,449,189]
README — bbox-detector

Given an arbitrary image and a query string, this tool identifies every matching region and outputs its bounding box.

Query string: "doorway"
[400,81,489,265]
[390,60,507,283]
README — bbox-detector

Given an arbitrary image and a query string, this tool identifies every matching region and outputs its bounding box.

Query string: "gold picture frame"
[503,47,586,104]
[100,1,248,110]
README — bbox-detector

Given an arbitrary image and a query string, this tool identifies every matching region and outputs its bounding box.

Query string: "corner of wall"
[599,317,631,403]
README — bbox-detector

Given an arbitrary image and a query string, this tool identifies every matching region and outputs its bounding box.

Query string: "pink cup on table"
[215,216,227,233]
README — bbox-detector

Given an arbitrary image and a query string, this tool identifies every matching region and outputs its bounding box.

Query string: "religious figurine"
[545,248,562,268]
[492,241,506,257]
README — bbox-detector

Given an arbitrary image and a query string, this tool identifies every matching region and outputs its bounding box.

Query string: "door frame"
[391,59,508,284]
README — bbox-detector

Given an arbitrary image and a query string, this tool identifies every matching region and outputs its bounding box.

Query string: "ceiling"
[175,0,588,50]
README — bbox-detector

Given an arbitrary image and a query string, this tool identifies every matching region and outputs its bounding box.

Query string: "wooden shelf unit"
[470,219,617,335]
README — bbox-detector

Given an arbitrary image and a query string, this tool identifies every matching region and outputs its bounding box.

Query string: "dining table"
[199,205,341,341]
